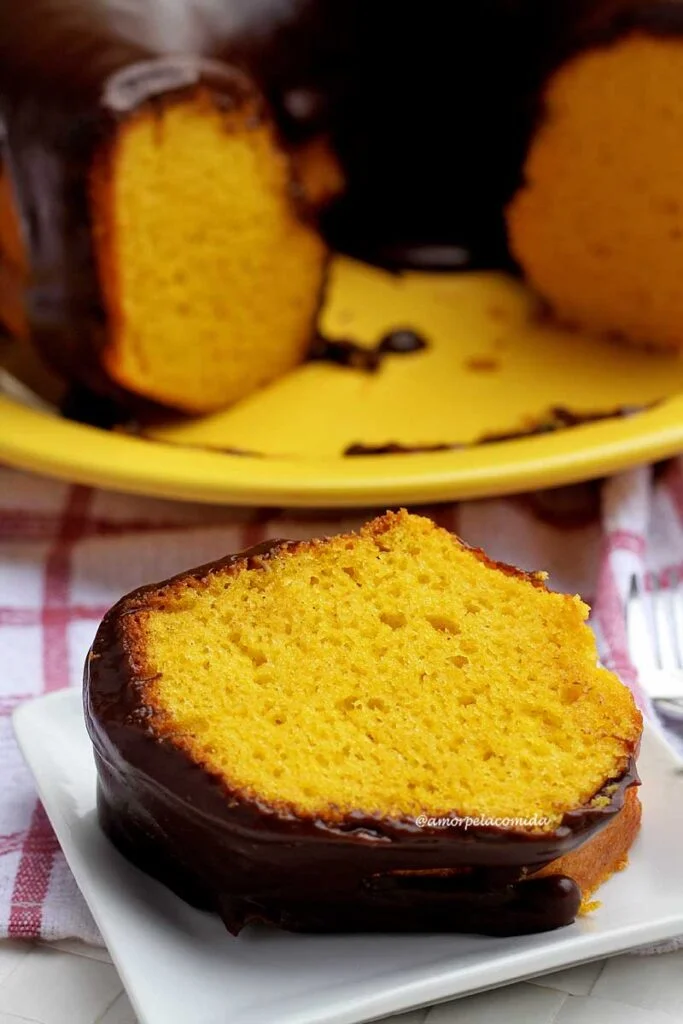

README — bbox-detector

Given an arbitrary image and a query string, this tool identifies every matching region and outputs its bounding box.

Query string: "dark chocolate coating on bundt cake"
[84,538,639,937]
[0,1,335,411]
[2,0,673,409]
[0,0,576,324]
[0,49,262,405]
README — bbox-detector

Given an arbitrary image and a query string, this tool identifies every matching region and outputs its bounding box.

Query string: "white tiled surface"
[1,942,683,1024]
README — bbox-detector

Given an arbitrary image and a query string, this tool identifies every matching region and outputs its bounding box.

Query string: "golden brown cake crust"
[84,513,642,937]
[534,786,642,904]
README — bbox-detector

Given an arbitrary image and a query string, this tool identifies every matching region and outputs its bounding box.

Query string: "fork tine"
[652,572,679,673]
[628,574,639,602]
[673,568,683,671]
[626,572,683,707]
[649,574,665,671]
[626,574,660,674]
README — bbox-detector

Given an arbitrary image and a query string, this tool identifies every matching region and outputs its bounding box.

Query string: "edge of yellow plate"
[1,394,682,507]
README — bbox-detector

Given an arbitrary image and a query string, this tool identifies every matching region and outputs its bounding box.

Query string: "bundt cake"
[90,61,327,412]
[0,6,329,413]
[507,3,683,351]
[85,509,642,936]
[2,0,680,417]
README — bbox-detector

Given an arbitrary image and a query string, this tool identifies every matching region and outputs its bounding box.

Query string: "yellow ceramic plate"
[2,257,683,507]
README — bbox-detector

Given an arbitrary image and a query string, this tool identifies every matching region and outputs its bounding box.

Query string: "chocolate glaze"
[310,328,429,372]
[537,2,683,67]
[84,537,640,937]
[309,336,383,372]
[344,404,651,456]
[478,404,650,444]
[0,44,268,405]
[345,442,459,456]
[3,0,675,413]
[60,385,128,431]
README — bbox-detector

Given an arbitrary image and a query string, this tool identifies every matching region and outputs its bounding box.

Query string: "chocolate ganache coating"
[0,0,275,404]
[1,0,676,344]
[84,539,640,936]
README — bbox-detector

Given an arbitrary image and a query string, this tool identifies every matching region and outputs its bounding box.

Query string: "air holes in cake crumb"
[448,654,469,669]
[380,611,407,629]
[541,712,561,729]
[343,566,362,585]
[481,749,494,762]
[553,736,572,753]
[229,631,267,667]
[458,694,476,707]
[560,683,582,705]
[254,670,273,688]
[338,695,363,713]
[367,697,387,712]
[425,615,461,635]
[309,575,320,585]
[465,601,481,615]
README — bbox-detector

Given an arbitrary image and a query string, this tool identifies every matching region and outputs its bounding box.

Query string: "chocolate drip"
[345,442,458,456]
[309,336,383,371]
[84,537,640,937]
[478,404,649,444]
[310,328,428,371]
[344,404,651,456]
[60,385,128,430]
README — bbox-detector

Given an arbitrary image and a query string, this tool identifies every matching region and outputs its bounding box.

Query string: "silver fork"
[626,571,683,720]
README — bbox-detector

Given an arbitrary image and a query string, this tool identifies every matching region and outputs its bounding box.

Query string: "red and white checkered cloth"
[1,462,682,949]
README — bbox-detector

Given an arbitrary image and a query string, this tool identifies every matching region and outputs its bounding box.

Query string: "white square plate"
[13,689,683,1024]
